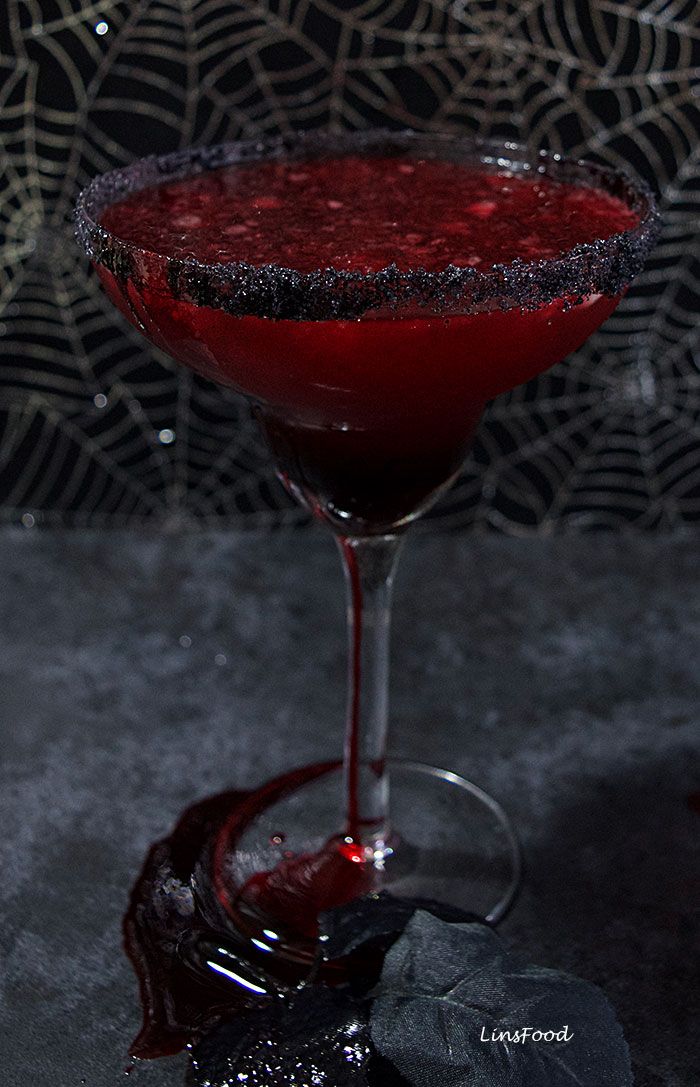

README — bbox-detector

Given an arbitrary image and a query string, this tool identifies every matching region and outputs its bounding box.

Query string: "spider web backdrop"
[0,0,699,530]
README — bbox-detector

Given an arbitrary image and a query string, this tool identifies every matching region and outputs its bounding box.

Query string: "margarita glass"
[76,130,658,961]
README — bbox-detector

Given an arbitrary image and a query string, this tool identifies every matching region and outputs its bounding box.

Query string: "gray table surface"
[1,528,698,1086]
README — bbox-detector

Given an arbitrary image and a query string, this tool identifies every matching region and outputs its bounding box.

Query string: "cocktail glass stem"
[336,533,404,855]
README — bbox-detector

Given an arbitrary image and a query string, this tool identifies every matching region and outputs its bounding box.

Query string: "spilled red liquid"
[123,788,255,1058]
[236,836,376,941]
[212,762,384,946]
[124,767,382,1059]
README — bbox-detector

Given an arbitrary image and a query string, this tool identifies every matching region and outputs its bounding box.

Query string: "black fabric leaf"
[188,987,372,1087]
[319,891,483,962]
[371,911,633,1087]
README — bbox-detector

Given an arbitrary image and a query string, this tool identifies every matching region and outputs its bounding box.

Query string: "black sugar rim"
[75,129,660,322]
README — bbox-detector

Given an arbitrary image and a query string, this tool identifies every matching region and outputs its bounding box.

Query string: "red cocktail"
[77,131,658,959]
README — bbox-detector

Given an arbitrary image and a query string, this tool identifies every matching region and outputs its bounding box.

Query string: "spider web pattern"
[1,0,699,530]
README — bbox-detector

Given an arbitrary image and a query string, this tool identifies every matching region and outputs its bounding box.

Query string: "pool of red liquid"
[123,769,380,1060]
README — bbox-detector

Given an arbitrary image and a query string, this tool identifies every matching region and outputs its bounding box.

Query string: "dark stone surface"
[0,528,698,1086]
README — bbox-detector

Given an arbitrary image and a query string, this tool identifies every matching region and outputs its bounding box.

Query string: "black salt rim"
[75,129,660,322]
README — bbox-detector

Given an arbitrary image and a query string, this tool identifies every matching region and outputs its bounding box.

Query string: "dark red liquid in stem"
[343,538,363,839]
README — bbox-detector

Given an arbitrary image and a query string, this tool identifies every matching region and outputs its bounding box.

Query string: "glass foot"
[212,759,521,964]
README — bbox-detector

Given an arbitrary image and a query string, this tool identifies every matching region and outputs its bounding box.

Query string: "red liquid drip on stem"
[229,540,386,938]
[343,536,363,841]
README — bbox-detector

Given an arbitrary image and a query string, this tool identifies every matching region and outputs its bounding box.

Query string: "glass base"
[212,759,521,965]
